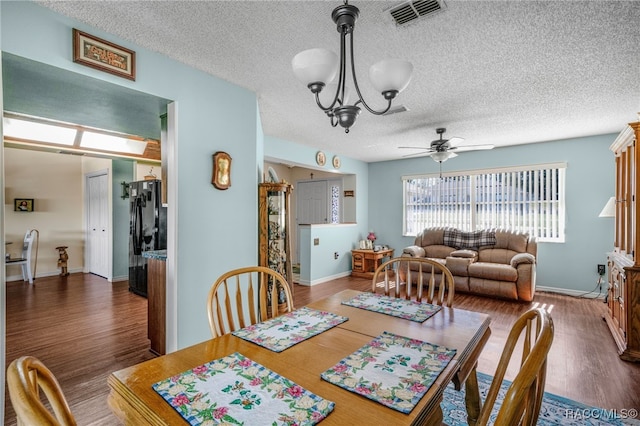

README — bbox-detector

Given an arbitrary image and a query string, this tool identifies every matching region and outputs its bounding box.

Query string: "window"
[403,163,566,242]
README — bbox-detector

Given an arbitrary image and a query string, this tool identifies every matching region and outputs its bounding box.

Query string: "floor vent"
[389,0,446,26]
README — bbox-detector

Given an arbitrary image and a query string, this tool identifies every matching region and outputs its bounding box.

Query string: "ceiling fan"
[399,127,494,163]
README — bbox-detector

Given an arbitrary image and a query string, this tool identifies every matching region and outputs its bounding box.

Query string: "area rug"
[442,372,640,425]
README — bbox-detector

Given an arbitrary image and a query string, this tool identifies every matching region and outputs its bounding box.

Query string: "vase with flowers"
[366,231,376,249]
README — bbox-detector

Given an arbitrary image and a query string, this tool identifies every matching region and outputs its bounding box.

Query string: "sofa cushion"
[443,229,496,250]
[446,256,474,276]
[478,248,517,264]
[402,245,426,258]
[468,262,518,282]
[450,249,478,259]
[424,245,456,259]
[493,230,528,252]
[417,228,445,247]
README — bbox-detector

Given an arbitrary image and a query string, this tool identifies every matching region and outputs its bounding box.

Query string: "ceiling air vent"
[389,0,446,26]
[383,105,409,116]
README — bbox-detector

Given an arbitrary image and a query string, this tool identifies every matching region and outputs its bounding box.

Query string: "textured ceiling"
[37,0,640,163]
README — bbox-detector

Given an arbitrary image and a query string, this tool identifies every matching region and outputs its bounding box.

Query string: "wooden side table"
[351,248,394,279]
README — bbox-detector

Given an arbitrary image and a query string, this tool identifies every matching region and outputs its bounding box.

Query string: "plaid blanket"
[443,229,496,250]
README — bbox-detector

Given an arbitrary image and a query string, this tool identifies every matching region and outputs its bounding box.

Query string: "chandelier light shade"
[292,1,413,133]
[291,48,338,87]
[369,59,413,94]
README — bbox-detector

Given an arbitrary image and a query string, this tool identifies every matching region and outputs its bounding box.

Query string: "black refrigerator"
[129,179,167,297]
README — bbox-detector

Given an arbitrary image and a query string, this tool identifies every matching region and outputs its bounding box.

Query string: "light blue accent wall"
[369,134,616,294]
[297,224,356,284]
[265,136,370,279]
[112,160,134,280]
[2,1,260,348]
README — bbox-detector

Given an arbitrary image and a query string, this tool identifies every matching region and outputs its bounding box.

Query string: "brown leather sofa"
[402,227,537,301]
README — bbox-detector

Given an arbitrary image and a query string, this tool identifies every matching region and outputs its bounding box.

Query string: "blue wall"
[2,1,260,348]
[369,134,616,294]
[112,159,134,280]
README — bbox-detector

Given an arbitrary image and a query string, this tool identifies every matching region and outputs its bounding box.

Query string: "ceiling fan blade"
[398,146,431,150]
[447,137,465,147]
[452,144,495,152]
[402,151,432,158]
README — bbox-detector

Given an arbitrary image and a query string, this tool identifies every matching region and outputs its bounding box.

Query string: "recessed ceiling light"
[80,131,147,155]
[3,117,76,145]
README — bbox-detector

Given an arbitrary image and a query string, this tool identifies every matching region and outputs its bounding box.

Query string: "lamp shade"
[292,48,339,86]
[368,59,413,93]
[599,197,616,217]
[431,151,456,163]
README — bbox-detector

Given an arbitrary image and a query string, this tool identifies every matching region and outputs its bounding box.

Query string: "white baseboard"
[537,285,606,300]
[296,271,352,286]
[6,267,84,282]
[110,275,128,283]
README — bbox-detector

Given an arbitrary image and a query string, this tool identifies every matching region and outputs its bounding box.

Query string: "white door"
[86,172,109,278]
[297,180,328,224]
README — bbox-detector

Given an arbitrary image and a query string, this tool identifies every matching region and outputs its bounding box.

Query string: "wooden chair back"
[207,266,294,338]
[372,257,455,307]
[478,307,554,425]
[7,355,77,426]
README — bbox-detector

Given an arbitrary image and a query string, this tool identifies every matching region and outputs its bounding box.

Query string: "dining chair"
[5,229,38,284]
[7,355,77,426]
[207,266,294,338]
[467,307,554,425]
[372,256,455,307]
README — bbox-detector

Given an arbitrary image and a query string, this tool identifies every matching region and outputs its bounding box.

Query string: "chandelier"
[291,1,413,133]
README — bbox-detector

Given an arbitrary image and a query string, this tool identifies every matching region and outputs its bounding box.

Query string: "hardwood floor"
[4,273,640,425]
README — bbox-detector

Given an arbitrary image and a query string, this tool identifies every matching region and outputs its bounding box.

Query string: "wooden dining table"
[108,289,491,425]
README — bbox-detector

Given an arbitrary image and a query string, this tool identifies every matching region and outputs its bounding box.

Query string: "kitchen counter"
[143,251,166,355]
[142,249,167,261]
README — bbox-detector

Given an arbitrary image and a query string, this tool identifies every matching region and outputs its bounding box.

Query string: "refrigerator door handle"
[133,197,143,255]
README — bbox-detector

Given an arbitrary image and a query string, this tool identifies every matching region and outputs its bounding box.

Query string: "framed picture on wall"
[212,151,232,190]
[73,29,136,80]
[14,198,34,212]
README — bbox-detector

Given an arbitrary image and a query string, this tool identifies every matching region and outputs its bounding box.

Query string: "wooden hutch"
[604,119,640,362]
[258,182,294,311]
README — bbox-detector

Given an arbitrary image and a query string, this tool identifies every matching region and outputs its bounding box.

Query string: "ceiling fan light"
[292,48,339,87]
[431,151,454,162]
[369,59,413,94]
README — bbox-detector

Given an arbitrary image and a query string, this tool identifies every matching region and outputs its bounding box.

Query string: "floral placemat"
[341,292,441,322]
[320,331,456,413]
[152,352,334,425]
[232,307,348,352]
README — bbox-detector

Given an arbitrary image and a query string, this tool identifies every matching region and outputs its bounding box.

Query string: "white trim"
[537,285,606,299]
[402,161,568,181]
[165,102,178,353]
[5,268,85,282]
[296,270,351,286]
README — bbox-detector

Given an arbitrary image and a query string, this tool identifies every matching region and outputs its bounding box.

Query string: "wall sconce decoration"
[212,151,232,190]
[120,182,130,199]
[14,198,34,212]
